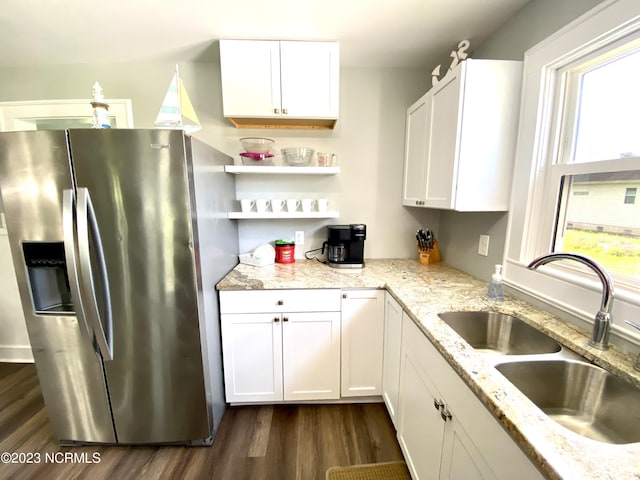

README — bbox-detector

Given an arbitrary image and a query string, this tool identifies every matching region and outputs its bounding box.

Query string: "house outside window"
[505,0,640,341]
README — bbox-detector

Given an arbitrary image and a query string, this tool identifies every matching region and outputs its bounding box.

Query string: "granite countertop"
[217,259,640,480]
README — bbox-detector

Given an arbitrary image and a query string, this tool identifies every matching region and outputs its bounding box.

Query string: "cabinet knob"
[433,398,444,411]
[277,300,284,306]
[283,316,289,322]
[282,108,288,115]
[342,293,347,299]
[274,108,280,114]
[274,317,280,322]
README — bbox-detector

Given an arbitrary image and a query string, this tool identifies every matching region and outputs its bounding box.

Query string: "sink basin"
[496,360,640,444]
[438,311,561,355]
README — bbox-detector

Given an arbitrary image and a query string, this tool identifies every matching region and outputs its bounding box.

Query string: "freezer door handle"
[77,187,114,361]
[62,189,93,343]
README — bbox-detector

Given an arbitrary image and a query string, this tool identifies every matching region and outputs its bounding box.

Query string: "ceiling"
[0,0,530,69]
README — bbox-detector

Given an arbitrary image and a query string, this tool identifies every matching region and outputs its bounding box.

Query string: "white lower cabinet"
[220,312,283,403]
[382,292,403,427]
[219,289,341,403]
[340,289,384,397]
[397,314,543,480]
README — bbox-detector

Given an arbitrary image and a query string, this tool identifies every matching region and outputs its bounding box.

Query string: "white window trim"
[504,0,640,345]
[0,99,134,131]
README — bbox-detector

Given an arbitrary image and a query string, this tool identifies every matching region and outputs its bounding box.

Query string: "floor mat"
[326,461,410,480]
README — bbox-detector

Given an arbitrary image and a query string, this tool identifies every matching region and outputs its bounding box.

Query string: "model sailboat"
[154,65,201,133]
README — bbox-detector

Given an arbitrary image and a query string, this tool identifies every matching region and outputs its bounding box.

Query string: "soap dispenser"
[487,264,504,302]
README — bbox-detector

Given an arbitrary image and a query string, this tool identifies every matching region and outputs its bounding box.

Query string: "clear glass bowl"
[239,137,275,153]
[281,147,315,166]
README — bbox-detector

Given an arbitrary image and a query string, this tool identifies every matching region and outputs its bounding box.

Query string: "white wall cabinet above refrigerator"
[219,39,340,130]
[402,59,522,211]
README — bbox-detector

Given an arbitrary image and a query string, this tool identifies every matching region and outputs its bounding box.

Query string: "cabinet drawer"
[219,289,341,314]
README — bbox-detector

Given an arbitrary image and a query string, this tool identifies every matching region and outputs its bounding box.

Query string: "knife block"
[418,240,441,265]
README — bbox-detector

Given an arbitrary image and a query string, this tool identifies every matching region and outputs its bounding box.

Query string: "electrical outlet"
[478,235,490,256]
[295,230,304,245]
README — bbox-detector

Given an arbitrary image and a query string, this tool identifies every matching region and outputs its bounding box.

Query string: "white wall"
[0,60,439,260]
[0,230,32,361]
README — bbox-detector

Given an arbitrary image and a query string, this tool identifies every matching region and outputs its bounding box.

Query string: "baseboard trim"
[0,345,34,363]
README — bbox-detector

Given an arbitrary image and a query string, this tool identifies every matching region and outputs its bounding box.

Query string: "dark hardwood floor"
[0,363,404,480]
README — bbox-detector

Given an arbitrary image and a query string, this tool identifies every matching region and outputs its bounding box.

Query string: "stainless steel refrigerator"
[0,129,238,445]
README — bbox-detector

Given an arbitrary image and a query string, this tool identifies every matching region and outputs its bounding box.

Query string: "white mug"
[286,199,300,212]
[240,199,255,212]
[317,198,329,212]
[256,199,270,213]
[301,198,314,213]
[271,199,285,213]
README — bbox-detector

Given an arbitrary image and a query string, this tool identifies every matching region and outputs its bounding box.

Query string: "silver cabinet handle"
[62,189,93,344]
[77,188,114,361]
[440,407,452,422]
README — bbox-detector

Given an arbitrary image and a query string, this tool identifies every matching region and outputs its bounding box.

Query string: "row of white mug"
[240,198,329,213]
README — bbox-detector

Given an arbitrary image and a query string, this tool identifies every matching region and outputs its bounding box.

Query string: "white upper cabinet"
[219,39,340,129]
[402,92,431,207]
[219,40,282,119]
[402,59,523,211]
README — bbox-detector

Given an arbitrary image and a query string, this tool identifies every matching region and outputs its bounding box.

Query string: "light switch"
[478,235,490,256]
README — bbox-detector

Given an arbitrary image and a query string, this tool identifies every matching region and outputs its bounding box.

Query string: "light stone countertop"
[217,258,640,480]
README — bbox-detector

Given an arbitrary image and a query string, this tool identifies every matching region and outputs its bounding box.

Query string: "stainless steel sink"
[496,359,640,444]
[438,311,561,355]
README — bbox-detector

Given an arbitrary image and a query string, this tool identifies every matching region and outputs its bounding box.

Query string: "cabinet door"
[382,292,403,427]
[397,336,446,480]
[221,313,283,403]
[440,416,495,480]
[340,290,384,397]
[402,92,431,206]
[424,69,462,209]
[280,41,340,119]
[282,312,340,401]
[219,39,281,117]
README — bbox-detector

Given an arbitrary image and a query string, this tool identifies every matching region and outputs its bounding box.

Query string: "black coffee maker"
[322,224,366,268]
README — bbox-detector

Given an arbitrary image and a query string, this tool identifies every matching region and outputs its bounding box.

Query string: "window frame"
[0,99,134,132]
[504,0,640,342]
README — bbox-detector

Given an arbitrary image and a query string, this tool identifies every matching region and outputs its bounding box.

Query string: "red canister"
[275,240,295,263]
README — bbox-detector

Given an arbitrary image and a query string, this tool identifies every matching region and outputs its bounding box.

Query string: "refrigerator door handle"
[76,187,114,361]
[62,189,93,343]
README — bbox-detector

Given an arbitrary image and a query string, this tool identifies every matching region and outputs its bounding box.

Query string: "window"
[545,34,640,286]
[555,170,640,282]
[0,99,134,132]
[505,0,640,333]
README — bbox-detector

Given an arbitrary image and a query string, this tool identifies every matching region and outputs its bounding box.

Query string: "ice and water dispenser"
[22,242,74,314]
